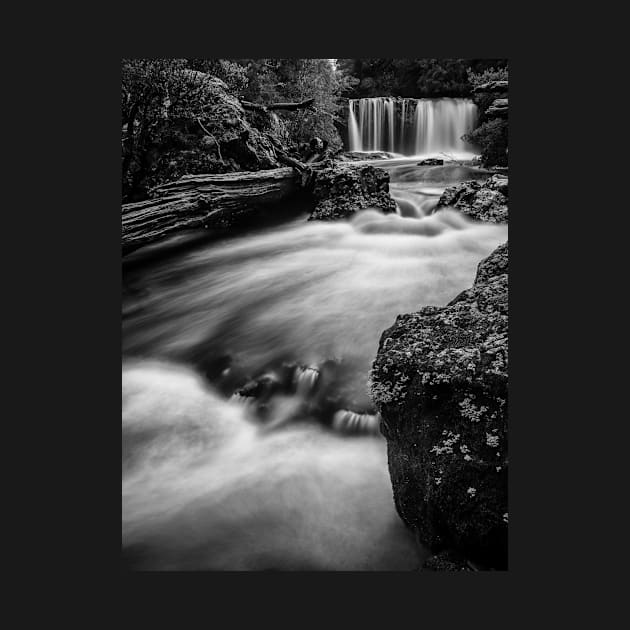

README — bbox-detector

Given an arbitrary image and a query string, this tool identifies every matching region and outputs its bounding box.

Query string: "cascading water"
[122,72,507,570]
[348,97,477,156]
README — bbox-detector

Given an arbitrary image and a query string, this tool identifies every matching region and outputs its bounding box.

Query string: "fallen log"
[122,168,300,255]
[122,160,399,254]
[240,97,315,112]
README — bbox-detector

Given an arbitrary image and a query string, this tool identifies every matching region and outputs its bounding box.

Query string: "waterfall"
[348,97,477,156]
[348,101,361,151]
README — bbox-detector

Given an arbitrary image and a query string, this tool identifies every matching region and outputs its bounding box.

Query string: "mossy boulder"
[436,175,508,223]
[309,164,397,221]
[140,76,286,199]
[370,242,508,569]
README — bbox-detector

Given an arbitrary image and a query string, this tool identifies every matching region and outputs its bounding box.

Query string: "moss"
[309,165,397,221]
[436,175,508,223]
[370,242,509,569]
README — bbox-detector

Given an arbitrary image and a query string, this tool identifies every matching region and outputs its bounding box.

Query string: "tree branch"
[196,118,224,163]
[240,97,316,112]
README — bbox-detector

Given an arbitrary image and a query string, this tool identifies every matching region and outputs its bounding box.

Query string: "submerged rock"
[417,158,444,166]
[309,164,397,221]
[436,174,508,223]
[370,242,508,569]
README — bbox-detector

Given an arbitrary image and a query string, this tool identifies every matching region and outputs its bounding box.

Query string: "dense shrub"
[238,59,348,151]
[463,118,508,167]
[337,59,508,98]
[463,66,508,166]
[466,66,509,89]
[186,59,249,93]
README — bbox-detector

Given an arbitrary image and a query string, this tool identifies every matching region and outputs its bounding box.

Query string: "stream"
[122,159,508,570]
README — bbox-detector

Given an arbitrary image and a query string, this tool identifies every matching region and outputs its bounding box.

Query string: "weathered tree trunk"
[122,168,300,254]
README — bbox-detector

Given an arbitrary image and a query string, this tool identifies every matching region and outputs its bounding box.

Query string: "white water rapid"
[122,150,506,571]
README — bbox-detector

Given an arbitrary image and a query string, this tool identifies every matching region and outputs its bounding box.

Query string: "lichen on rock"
[308,164,397,221]
[370,242,508,569]
[436,174,508,223]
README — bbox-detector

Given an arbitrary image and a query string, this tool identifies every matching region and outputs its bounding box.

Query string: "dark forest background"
[122,59,508,202]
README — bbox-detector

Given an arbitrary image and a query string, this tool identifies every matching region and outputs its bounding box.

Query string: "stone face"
[436,175,508,223]
[202,77,284,171]
[370,242,508,569]
[309,165,397,221]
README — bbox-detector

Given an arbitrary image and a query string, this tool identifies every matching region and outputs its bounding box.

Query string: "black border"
[25,9,597,622]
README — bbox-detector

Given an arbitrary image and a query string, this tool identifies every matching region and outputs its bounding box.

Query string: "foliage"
[337,59,508,98]
[121,58,510,202]
[238,59,348,150]
[122,58,353,201]
[463,65,508,166]
[122,59,221,200]
[466,66,509,89]
[186,58,249,93]
[463,118,508,167]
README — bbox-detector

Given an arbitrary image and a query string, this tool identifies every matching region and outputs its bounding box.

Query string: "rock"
[436,175,508,223]
[370,242,509,569]
[135,75,289,201]
[472,80,508,94]
[201,77,284,171]
[309,137,325,152]
[417,158,444,166]
[486,98,508,118]
[338,151,395,161]
[309,164,397,221]
[473,241,508,285]
[422,550,475,572]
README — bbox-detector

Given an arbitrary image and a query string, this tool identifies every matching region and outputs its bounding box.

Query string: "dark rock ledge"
[369,242,508,570]
[436,174,508,223]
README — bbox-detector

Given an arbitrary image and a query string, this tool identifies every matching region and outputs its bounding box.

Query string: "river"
[122,156,507,570]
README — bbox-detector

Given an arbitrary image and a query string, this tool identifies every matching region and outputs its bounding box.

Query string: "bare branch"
[196,118,224,163]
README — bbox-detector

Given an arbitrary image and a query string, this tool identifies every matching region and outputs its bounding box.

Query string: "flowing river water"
[122,159,508,570]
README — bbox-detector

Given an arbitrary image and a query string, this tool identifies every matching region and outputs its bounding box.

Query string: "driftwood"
[122,168,300,254]
[240,97,315,112]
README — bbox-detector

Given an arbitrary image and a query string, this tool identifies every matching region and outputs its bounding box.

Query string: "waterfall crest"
[348,97,477,156]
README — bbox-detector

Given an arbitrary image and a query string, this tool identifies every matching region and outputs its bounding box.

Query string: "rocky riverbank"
[436,174,508,223]
[370,238,508,570]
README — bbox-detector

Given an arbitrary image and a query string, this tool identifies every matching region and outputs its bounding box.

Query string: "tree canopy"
[337,58,508,98]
